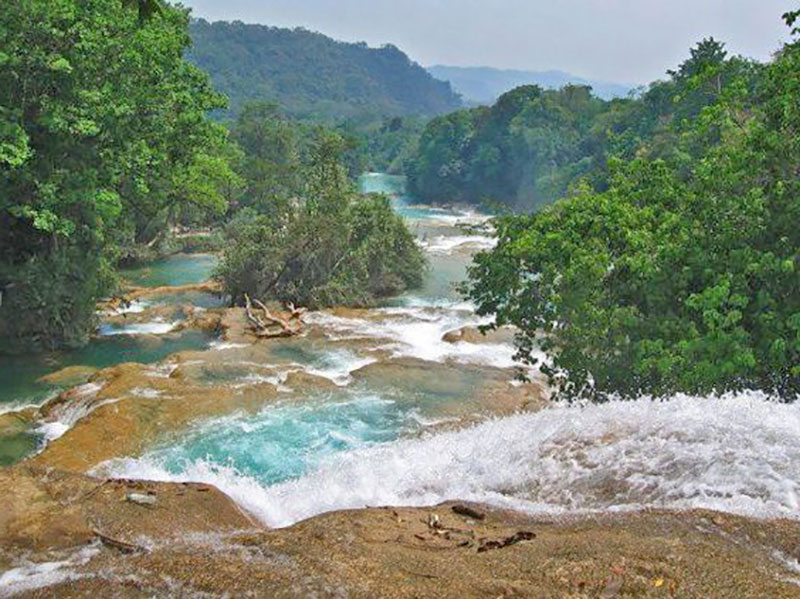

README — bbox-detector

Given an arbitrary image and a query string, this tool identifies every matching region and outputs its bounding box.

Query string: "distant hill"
[427,65,633,104]
[188,20,462,121]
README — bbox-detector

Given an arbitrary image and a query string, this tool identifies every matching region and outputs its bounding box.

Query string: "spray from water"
[100,391,800,528]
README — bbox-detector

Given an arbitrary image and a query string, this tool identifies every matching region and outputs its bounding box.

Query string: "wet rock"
[2,475,799,597]
[352,357,546,420]
[0,428,40,467]
[0,467,257,556]
[183,307,224,333]
[28,360,279,473]
[442,325,516,344]
[452,504,486,520]
[218,307,255,343]
[37,365,99,387]
[0,409,37,435]
[476,530,535,552]
[101,302,181,328]
[282,370,340,392]
[126,493,157,507]
[124,281,222,300]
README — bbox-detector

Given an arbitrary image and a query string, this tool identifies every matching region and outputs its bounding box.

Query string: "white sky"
[180,0,795,85]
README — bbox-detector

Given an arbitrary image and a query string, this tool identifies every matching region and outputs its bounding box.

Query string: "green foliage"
[409,84,608,210]
[340,116,427,175]
[464,28,800,400]
[187,19,462,122]
[409,39,762,212]
[784,9,800,35]
[0,0,239,350]
[216,131,426,308]
[228,102,307,215]
[0,248,113,351]
[121,0,164,22]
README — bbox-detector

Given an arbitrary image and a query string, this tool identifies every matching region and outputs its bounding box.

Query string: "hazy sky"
[180,1,794,85]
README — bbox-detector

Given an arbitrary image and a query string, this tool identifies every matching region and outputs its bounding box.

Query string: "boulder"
[442,325,516,344]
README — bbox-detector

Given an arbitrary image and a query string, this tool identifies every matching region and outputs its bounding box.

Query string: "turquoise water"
[0,329,213,465]
[359,172,472,222]
[0,432,39,467]
[6,174,496,493]
[359,172,406,195]
[104,174,495,497]
[146,394,417,486]
[120,253,217,288]
[383,252,467,306]
[0,331,213,411]
[145,290,227,309]
[0,252,220,412]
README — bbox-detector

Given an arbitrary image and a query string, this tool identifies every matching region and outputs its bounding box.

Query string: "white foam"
[233,370,296,393]
[0,396,56,417]
[0,543,99,596]
[131,387,162,399]
[210,341,249,350]
[310,305,522,371]
[419,234,496,254]
[36,421,71,442]
[35,382,104,442]
[98,321,178,336]
[405,206,490,227]
[146,363,179,378]
[100,392,800,528]
[304,350,378,386]
[101,299,148,317]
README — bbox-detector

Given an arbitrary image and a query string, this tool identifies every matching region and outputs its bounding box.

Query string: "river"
[3,173,799,529]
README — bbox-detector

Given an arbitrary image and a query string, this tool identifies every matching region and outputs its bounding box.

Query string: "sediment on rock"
[2,467,799,598]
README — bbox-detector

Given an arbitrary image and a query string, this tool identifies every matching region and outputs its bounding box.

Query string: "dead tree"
[244,294,306,338]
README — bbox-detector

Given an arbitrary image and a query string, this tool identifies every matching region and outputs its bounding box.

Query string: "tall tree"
[0,0,238,350]
[463,20,799,400]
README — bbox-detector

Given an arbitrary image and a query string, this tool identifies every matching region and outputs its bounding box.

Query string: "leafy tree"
[783,9,800,34]
[408,41,761,212]
[343,116,426,174]
[0,0,238,349]
[464,20,800,400]
[229,102,306,216]
[121,0,164,22]
[216,130,426,308]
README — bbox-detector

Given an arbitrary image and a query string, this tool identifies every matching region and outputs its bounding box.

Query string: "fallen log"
[244,294,305,338]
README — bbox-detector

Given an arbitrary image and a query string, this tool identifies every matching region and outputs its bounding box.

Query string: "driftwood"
[244,294,306,338]
[93,529,148,554]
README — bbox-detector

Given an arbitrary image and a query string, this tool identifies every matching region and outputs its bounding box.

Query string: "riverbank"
[2,466,799,597]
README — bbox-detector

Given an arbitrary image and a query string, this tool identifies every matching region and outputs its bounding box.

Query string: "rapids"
[93,174,800,528]
[5,173,798,530]
[103,392,800,528]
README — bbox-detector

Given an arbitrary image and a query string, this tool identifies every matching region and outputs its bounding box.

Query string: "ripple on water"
[100,392,800,528]
[96,393,422,489]
[119,253,217,288]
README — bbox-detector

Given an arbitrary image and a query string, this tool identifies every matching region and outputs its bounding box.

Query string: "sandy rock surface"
[2,467,799,598]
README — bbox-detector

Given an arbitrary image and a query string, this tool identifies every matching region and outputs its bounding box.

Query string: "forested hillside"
[409,39,762,211]
[428,65,631,104]
[188,19,462,121]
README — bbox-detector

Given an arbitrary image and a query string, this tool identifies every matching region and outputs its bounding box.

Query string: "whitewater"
[92,174,800,530]
[99,392,799,527]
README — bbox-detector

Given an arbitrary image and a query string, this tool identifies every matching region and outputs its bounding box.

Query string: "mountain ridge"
[427,64,633,104]
[187,19,463,121]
